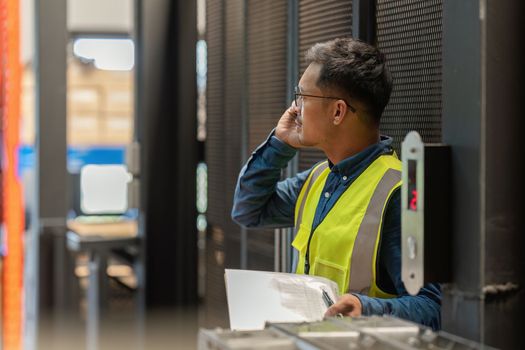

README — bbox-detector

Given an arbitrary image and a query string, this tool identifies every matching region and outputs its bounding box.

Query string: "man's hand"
[275,103,303,149]
[325,293,363,317]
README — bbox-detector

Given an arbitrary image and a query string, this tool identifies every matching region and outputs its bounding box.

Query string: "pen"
[321,288,343,318]
[321,288,334,307]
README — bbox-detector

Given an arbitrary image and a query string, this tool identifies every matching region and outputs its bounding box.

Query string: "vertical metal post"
[86,253,101,350]
[286,0,298,179]
[482,0,525,348]
[276,0,299,273]
[442,0,525,348]
[139,0,198,307]
[27,0,68,348]
[131,1,145,348]
[240,0,248,270]
[138,0,167,308]
[352,0,377,44]
[34,0,68,232]
[441,0,483,342]
[274,232,280,272]
[442,1,525,347]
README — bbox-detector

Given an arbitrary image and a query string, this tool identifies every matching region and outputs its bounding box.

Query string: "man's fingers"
[325,303,351,317]
[286,105,299,117]
[324,294,363,318]
[324,305,338,317]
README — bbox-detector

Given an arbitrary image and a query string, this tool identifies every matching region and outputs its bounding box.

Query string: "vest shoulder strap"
[294,161,329,232]
[348,167,401,294]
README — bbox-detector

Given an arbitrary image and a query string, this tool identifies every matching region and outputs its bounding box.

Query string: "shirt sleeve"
[354,189,442,331]
[231,131,311,229]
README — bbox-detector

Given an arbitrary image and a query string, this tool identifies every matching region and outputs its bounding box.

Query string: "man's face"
[296,63,332,147]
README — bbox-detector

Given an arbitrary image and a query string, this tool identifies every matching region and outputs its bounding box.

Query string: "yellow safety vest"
[292,154,402,297]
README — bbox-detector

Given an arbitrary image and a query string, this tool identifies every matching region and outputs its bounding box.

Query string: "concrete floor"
[37,308,201,350]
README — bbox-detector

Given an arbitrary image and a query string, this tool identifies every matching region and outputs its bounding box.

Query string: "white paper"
[225,269,339,330]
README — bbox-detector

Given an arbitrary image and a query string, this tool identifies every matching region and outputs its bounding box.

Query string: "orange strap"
[1,0,24,348]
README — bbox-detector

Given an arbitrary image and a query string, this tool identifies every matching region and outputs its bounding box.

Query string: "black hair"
[305,37,393,125]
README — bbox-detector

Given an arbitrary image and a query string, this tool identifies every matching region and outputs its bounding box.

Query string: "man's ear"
[333,100,348,125]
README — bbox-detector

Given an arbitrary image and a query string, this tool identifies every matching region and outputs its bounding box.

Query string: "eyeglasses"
[294,86,356,113]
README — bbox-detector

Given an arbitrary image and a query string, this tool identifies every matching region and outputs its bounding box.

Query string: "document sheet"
[225,269,339,330]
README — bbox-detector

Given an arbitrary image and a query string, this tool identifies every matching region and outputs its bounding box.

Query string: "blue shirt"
[231,131,442,330]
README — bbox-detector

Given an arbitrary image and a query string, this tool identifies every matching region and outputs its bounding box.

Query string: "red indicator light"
[407,160,418,211]
[410,189,418,211]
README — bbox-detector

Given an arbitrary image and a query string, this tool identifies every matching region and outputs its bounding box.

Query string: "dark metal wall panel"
[297,0,353,171]
[245,0,288,271]
[377,0,442,153]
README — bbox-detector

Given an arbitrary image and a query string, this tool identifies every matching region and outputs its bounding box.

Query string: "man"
[231,38,441,330]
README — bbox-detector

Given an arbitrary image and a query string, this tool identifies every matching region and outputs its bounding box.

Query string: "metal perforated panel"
[247,237,276,271]
[377,0,443,153]
[205,0,251,326]
[206,0,225,229]
[223,0,244,271]
[298,0,353,171]
[247,0,287,151]
[245,0,288,271]
[204,225,228,328]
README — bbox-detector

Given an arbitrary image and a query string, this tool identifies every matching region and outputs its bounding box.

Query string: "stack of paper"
[225,269,339,330]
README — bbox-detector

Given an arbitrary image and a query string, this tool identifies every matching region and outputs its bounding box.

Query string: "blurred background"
[0,0,523,349]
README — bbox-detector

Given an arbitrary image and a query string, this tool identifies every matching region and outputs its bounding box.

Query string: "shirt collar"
[328,136,394,177]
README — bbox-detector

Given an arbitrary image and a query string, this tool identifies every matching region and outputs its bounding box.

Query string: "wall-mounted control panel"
[401,131,451,295]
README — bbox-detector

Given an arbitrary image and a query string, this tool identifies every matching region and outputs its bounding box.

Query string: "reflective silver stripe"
[348,168,401,294]
[294,161,329,232]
